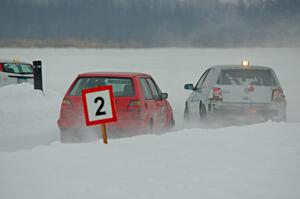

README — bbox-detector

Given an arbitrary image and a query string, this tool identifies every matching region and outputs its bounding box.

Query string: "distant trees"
[0,0,299,47]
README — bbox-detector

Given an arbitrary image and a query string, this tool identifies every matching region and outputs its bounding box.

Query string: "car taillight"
[210,87,223,101]
[62,98,72,106]
[248,86,255,92]
[272,89,285,102]
[127,100,141,111]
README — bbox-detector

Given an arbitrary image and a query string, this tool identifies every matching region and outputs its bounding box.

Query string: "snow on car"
[0,58,33,87]
[58,72,175,142]
[184,61,287,123]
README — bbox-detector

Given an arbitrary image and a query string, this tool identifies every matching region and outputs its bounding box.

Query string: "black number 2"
[94,97,106,116]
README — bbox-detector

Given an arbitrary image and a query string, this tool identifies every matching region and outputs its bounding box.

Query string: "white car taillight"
[272,89,285,102]
[210,87,223,101]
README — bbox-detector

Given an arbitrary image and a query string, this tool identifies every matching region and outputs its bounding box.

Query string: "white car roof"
[211,65,272,71]
[0,59,31,65]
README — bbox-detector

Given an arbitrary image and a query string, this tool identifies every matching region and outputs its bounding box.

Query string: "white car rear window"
[3,63,33,74]
[218,69,276,86]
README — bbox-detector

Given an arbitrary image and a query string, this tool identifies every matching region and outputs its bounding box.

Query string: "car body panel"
[185,65,287,122]
[58,72,174,136]
[220,85,273,104]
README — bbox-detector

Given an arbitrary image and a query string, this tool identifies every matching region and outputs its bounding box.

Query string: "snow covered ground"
[0,48,300,198]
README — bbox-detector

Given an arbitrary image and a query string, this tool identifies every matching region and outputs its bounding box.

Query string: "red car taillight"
[210,87,223,101]
[0,63,3,71]
[62,98,72,106]
[272,89,285,102]
[59,98,73,119]
[127,100,141,111]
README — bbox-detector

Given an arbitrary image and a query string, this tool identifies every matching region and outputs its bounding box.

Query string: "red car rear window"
[69,77,135,97]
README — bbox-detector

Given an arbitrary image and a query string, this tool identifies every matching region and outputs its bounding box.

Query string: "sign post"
[81,85,117,144]
[101,124,108,144]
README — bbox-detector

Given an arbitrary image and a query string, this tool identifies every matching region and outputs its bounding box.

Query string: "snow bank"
[0,122,299,199]
[0,84,61,151]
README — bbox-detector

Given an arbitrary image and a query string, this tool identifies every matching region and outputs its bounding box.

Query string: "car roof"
[0,59,31,65]
[78,72,150,78]
[210,65,272,70]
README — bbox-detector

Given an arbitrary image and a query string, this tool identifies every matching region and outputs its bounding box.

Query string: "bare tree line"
[0,0,299,47]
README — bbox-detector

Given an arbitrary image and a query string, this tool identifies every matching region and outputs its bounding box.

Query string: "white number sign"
[82,85,117,126]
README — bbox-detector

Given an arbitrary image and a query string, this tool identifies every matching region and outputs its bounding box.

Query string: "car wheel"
[60,129,71,143]
[199,102,207,121]
[147,119,154,134]
[273,114,287,122]
[60,129,80,143]
[171,118,175,128]
[168,117,175,129]
[184,103,190,121]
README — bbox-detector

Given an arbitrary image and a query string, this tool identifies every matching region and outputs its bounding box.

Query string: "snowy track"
[0,48,300,198]
[1,122,300,199]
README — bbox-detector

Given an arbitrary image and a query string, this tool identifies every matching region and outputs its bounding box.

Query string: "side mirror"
[160,93,168,100]
[184,83,194,90]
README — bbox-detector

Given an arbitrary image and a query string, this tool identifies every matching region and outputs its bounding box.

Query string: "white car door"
[189,69,211,116]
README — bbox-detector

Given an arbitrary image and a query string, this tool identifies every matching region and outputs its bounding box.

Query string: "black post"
[33,60,43,91]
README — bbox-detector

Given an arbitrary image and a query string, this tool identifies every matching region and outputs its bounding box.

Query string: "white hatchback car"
[184,61,287,122]
[0,59,33,87]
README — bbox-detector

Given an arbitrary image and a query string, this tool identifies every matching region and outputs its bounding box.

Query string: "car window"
[195,69,210,89]
[202,69,214,87]
[140,78,153,100]
[218,69,276,86]
[149,78,162,95]
[146,78,160,100]
[69,77,134,97]
[3,63,33,74]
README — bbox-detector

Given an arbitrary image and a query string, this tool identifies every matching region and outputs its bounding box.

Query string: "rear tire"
[273,114,287,122]
[199,102,207,121]
[184,103,190,121]
[60,129,75,143]
[168,117,175,129]
[147,119,154,134]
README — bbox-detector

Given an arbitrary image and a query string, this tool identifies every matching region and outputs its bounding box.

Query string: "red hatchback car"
[57,72,174,142]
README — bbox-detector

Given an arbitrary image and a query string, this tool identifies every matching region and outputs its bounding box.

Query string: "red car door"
[146,78,168,129]
[139,77,160,130]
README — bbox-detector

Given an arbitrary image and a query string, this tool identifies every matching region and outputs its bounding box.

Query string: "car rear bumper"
[210,102,286,121]
[57,118,148,131]
[58,118,150,140]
